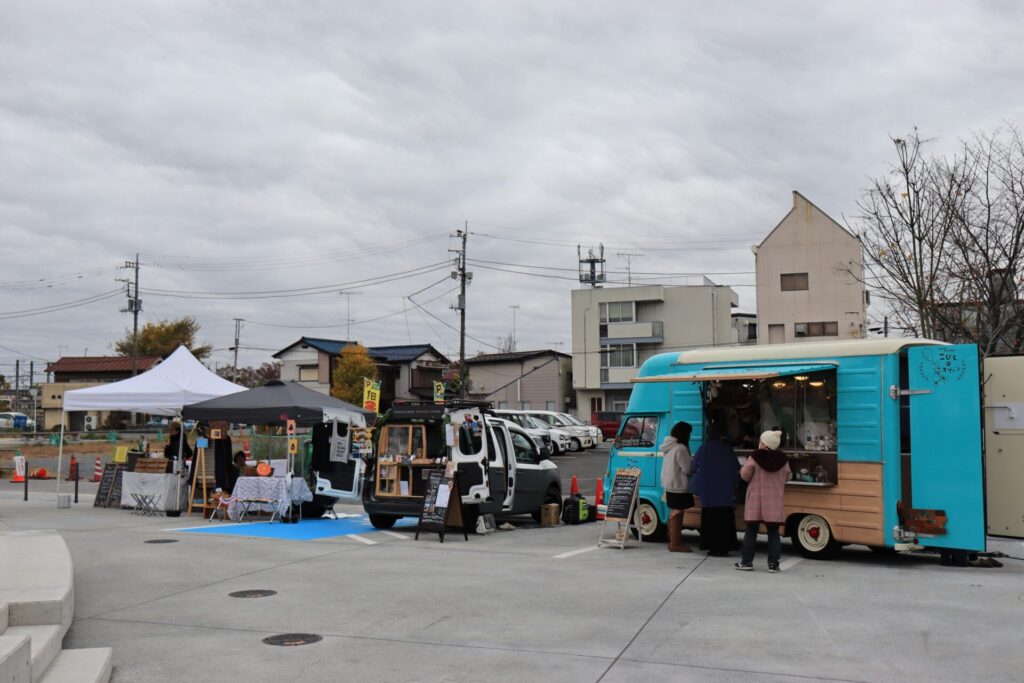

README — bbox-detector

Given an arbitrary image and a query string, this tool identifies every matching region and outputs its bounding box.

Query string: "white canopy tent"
[57,346,246,508]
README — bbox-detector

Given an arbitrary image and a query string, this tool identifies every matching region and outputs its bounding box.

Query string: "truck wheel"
[532,486,562,523]
[791,514,840,559]
[570,437,582,452]
[369,514,398,530]
[631,500,668,542]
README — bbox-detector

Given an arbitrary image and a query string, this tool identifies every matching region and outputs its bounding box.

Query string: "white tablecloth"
[228,476,313,521]
[120,472,189,511]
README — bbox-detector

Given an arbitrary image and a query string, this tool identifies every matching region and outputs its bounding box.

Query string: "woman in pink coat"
[735,430,791,573]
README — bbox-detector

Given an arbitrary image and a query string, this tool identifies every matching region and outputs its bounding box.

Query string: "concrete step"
[3,625,61,683]
[0,633,31,683]
[38,649,112,683]
[0,532,74,631]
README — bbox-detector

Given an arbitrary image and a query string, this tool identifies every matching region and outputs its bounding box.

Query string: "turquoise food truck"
[602,338,985,562]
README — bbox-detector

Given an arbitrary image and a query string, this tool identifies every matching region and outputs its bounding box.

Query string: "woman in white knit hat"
[735,429,791,573]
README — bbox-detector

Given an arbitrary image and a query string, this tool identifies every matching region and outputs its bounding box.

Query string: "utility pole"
[118,254,142,375]
[508,305,520,352]
[339,291,362,341]
[14,360,19,413]
[617,251,643,286]
[231,318,244,379]
[450,224,470,399]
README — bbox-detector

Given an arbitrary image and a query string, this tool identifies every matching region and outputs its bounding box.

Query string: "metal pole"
[232,318,243,378]
[509,305,520,352]
[55,417,64,504]
[132,253,140,376]
[459,224,468,399]
[74,458,79,504]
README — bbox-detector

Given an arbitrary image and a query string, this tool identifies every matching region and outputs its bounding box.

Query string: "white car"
[525,410,594,451]
[493,410,572,455]
[561,413,602,446]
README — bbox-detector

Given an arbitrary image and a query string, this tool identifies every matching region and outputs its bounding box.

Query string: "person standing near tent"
[165,421,193,475]
[210,421,233,491]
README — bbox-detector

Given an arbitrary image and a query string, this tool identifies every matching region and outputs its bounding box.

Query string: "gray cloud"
[2,1,1023,376]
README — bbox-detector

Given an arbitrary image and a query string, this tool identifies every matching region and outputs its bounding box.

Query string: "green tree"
[215,362,281,388]
[115,316,213,360]
[331,344,377,405]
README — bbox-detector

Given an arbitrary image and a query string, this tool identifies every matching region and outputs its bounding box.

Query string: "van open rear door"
[905,344,985,551]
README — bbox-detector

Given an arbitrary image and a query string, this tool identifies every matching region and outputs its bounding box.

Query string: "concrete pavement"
[1,487,1023,682]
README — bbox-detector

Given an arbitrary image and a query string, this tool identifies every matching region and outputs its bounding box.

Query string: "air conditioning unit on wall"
[83,414,98,431]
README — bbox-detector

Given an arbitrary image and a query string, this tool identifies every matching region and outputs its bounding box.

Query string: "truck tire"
[790,514,840,559]
[630,499,668,542]
[368,514,398,530]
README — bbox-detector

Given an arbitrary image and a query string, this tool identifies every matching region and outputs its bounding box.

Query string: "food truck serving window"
[616,416,660,448]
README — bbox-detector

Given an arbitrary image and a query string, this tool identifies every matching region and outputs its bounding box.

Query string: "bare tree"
[854,126,1024,356]
[854,130,958,339]
[496,332,516,353]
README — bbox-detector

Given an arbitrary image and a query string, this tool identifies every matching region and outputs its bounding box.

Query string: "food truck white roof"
[674,338,947,364]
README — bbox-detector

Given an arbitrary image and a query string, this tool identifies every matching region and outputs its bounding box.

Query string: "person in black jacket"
[164,421,193,475]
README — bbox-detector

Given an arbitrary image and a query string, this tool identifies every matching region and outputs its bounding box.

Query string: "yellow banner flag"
[363,377,381,414]
[433,381,445,404]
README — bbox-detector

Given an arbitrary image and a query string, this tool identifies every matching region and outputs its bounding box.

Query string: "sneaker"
[734,562,753,571]
[768,563,780,573]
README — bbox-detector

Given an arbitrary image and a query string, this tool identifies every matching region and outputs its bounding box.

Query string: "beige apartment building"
[755,192,867,344]
[571,282,739,417]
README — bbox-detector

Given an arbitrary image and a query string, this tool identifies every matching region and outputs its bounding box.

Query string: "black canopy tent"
[182,380,374,426]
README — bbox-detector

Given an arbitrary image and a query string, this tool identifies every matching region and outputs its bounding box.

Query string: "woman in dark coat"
[690,422,741,556]
[164,421,193,474]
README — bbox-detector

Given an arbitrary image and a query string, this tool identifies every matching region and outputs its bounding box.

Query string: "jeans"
[741,522,781,565]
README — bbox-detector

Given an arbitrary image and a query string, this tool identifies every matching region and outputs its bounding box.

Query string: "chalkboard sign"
[93,463,127,508]
[415,469,467,543]
[605,468,640,522]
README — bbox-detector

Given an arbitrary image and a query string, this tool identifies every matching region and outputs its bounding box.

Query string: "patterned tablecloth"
[228,476,313,521]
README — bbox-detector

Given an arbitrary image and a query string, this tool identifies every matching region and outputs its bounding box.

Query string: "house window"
[780,273,809,291]
[747,324,758,341]
[795,321,839,337]
[521,401,531,410]
[298,365,318,382]
[497,401,508,409]
[599,301,636,324]
[601,343,636,369]
[545,400,556,411]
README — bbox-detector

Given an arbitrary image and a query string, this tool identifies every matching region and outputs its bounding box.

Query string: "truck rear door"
[906,344,985,551]
[451,408,491,503]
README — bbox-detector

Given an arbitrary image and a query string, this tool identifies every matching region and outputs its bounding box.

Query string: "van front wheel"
[631,500,668,542]
[791,514,840,559]
[369,514,398,530]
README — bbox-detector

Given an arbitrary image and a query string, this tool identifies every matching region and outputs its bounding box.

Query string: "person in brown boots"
[660,420,694,552]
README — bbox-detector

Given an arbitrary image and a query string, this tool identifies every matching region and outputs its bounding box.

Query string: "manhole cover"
[229,590,277,599]
[262,633,322,647]
[144,539,179,544]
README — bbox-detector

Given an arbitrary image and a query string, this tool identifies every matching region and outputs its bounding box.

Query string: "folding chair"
[208,493,238,522]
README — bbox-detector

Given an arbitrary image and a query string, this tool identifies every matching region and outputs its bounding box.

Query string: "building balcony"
[599,320,664,344]
[600,366,637,390]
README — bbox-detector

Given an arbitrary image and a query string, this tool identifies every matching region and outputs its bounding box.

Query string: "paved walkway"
[2,489,1023,682]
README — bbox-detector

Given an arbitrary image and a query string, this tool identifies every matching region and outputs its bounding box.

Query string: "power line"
[0,289,122,320]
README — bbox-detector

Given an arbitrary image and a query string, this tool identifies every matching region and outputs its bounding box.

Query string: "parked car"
[0,412,35,430]
[591,411,624,439]
[561,413,603,446]
[362,402,562,529]
[524,410,595,451]
[492,409,572,455]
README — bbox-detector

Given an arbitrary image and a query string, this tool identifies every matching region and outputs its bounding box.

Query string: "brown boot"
[667,515,692,552]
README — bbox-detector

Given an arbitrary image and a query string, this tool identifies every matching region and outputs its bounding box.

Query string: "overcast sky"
[2,1,1023,378]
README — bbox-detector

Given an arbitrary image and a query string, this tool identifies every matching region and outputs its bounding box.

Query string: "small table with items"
[228,476,313,522]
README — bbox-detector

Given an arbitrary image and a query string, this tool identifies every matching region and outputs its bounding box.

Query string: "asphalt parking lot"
[2,476,1023,683]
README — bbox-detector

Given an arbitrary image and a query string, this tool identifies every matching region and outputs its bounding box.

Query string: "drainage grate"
[262,633,322,647]
[229,590,277,599]
[144,539,179,544]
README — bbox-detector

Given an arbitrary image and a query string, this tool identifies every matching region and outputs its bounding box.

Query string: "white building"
[571,281,739,417]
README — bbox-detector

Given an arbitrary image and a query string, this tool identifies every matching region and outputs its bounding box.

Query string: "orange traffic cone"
[570,475,580,496]
[11,455,26,483]
[595,477,605,519]
[31,467,49,480]
[91,457,103,482]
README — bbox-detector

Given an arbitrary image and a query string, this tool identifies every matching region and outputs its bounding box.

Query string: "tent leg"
[55,416,65,506]
[172,415,184,512]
